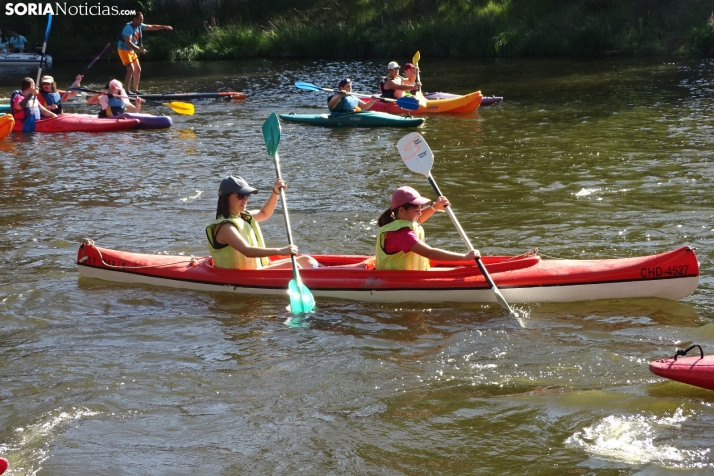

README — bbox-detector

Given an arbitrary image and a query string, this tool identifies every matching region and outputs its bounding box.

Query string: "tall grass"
[9,0,714,61]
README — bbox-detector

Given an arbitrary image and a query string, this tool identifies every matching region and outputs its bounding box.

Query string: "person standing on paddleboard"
[375,186,479,270]
[118,11,172,94]
[86,79,143,117]
[206,176,321,270]
[327,78,378,112]
[379,61,421,99]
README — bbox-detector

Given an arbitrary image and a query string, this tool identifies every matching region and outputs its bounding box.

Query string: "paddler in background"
[86,79,143,117]
[402,63,421,94]
[375,186,479,270]
[118,11,173,94]
[327,78,378,112]
[10,77,57,123]
[37,75,83,115]
[379,61,421,99]
[206,175,321,270]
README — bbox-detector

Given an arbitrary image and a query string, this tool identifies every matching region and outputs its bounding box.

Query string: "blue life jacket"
[98,95,126,117]
[40,90,62,114]
[327,94,360,112]
[10,89,38,121]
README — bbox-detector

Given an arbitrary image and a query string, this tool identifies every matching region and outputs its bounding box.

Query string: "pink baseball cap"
[108,79,123,90]
[390,186,431,210]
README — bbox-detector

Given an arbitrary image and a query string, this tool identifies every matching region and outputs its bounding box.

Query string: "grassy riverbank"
[10,0,714,61]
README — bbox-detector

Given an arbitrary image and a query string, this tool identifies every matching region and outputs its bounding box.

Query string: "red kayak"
[649,345,714,391]
[77,242,698,304]
[13,113,140,133]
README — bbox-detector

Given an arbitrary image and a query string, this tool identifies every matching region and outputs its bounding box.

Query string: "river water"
[1,57,713,474]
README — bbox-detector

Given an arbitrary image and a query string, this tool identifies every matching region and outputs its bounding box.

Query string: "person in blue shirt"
[0,29,9,53]
[327,78,378,113]
[8,29,27,53]
[117,11,172,94]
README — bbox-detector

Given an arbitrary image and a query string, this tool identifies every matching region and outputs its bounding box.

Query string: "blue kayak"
[0,104,10,114]
[279,111,424,128]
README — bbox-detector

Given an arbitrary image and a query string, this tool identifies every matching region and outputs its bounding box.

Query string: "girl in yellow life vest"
[375,186,480,270]
[206,175,320,270]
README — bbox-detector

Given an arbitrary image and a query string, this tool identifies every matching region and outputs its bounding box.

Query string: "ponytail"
[377,208,395,227]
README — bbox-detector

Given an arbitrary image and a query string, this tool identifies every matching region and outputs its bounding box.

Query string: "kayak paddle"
[294,81,420,111]
[396,132,518,317]
[261,112,316,315]
[23,13,53,133]
[69,87,194,115]
[61,42,111,102]
[412,51,422,92]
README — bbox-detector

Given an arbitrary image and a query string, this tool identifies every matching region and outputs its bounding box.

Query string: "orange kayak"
[369,91,483,114]
[0,114,14,139]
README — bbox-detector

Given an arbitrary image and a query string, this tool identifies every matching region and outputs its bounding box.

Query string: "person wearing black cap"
[327,78,378,113]
[206,175,320,270]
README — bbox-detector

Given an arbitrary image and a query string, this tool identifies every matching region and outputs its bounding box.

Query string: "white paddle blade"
[397,132,434,177]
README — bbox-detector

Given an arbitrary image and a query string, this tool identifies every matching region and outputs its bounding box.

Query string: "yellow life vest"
[375,219,430,271]
[206,214,271,269]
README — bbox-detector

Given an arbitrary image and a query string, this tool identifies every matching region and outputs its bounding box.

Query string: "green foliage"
[11,0,714,61]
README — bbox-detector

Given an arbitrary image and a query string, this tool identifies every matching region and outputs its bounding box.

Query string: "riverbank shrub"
[8,0,714,61]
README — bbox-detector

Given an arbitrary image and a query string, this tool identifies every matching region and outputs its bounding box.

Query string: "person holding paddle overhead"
[118,11,173,94]
[376,186,479,271]
[327,78,378,113]
[10,77,57,123]
[380,61,421,99]
[86,79,143,117]
[206,175,321,270]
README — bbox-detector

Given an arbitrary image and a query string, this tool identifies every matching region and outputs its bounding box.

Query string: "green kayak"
[0,104,11,114]
[279,111,424,128]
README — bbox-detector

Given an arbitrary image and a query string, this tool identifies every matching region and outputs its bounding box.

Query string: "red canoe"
[77,242,699,304]
[649,346,714,391]
[12,113,139,133]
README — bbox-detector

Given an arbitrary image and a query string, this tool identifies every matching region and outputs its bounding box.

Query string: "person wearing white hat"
[86,79,143,117]
[379,61,421,99]
[37,74,83,115]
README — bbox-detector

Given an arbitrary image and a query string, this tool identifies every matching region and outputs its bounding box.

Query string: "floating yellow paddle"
[69,87,194,115]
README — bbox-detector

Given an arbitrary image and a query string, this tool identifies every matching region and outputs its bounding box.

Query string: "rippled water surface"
[1,57,714,475]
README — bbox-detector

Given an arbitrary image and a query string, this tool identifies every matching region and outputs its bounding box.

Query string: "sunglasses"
[233,192,250,200]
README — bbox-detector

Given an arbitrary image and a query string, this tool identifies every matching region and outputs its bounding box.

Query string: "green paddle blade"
[262,112,281,156]
[288,278,316,314]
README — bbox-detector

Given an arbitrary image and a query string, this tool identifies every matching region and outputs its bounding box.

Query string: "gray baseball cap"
[218,175,258,196]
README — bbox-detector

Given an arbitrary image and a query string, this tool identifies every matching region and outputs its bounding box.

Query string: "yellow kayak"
[370,91,483,114]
